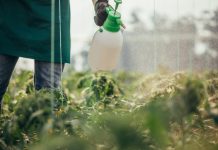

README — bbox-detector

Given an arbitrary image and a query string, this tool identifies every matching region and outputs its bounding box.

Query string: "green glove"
[94,0,109,26]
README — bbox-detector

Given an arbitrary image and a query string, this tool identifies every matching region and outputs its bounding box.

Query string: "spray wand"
[113,0,126,29]
[114,0,122,15]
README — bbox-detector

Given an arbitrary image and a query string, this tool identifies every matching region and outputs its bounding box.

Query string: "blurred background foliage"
[69,7,218,73]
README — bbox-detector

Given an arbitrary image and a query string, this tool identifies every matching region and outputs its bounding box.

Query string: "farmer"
[0,0,109,110]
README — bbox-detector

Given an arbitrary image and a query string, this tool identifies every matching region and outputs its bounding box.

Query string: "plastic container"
[89,1,124,72]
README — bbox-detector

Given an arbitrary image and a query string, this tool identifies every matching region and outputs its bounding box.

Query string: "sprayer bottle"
[89,0,124,72]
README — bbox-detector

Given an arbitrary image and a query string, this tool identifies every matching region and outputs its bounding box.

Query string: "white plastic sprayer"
[88,0,124,72]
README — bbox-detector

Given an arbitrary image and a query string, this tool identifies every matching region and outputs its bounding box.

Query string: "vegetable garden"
[0,70,218,150]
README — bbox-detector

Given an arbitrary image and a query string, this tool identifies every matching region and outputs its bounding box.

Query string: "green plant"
[1,70,218,150]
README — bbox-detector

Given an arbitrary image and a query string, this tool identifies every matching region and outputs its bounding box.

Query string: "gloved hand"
[94,0,109,26]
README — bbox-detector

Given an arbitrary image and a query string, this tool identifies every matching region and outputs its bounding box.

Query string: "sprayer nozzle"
[114,0,122,15]
[114,0,122,4]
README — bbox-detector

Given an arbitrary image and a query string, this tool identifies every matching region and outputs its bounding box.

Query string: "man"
[0,0,109,109]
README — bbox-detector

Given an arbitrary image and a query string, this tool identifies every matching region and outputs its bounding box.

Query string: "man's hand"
[94,0,109,26]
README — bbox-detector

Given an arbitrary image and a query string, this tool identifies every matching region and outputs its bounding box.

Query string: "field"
[0,70,218,150]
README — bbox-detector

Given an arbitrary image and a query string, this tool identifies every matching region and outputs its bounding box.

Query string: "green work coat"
[0,0,71,63]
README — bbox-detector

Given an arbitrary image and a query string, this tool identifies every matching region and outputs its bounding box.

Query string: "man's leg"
[0,54,18,110]
[34,61,64,90]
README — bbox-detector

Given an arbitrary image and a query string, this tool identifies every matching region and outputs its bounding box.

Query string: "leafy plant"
[0,70,218,150]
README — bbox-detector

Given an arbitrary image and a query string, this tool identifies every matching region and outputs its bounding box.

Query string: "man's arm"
[93,0,109,26]
[92,0,97,5]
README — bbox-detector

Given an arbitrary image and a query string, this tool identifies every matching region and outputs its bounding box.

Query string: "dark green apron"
[0,0,71,63]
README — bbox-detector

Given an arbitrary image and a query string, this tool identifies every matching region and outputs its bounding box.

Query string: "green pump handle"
[114,0,122,15]
[103,0,123,32]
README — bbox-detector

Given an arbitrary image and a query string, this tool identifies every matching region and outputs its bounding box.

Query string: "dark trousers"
[0,54,64,110]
